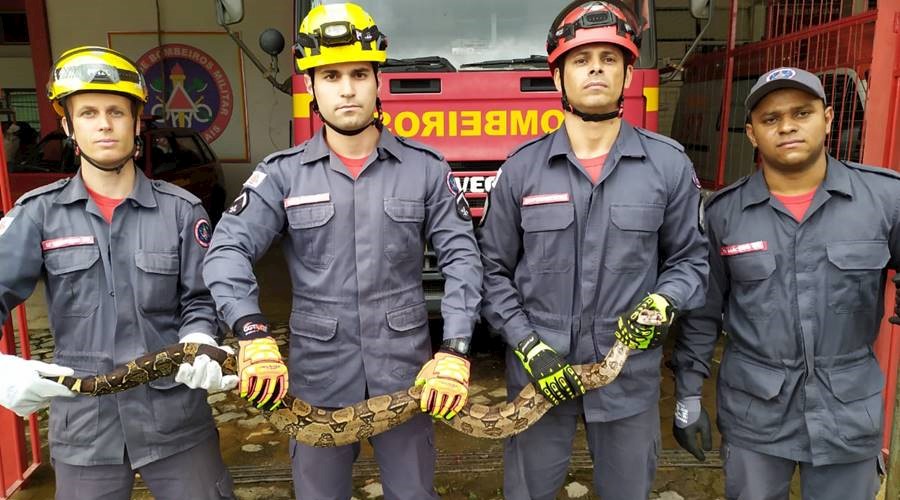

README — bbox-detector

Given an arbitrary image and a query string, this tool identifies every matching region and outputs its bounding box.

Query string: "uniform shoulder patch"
[151,180,202,205]
[704,175,751,210]
[396,136,444,161]
[15,178,69,206]
[261,143,307,164]
[507,132,552,159]
[634,127,685,153]
[194,218,212,248]
[226,189,250,216]
[842,161,900,181]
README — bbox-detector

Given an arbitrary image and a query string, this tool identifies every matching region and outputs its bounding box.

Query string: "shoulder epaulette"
[15,178,70,206]
[842,161,900,181]
[150,180,202,205]
[634,127,685,153]
[262,143,307,164]
[395,136,444,161]
[507,132,552,159]
[704,175,750,209]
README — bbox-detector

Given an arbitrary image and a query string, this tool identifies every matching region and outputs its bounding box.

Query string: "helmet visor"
[55,63,142,86]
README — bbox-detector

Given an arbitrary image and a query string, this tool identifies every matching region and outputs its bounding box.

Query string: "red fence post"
[866,0,900,457]
[0,104,41,499]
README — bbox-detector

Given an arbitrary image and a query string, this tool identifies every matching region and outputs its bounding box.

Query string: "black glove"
[514,332,585,405]
[673,397,713,462]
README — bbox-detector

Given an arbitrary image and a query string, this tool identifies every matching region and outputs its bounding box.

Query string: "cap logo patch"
[767,68,796,82]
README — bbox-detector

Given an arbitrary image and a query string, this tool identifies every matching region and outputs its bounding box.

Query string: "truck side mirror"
[214,0,244,26]
[259,29,285,57]
[690,0,710,19]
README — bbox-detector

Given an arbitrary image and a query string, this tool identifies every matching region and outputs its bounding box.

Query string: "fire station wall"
[44,0,295,198]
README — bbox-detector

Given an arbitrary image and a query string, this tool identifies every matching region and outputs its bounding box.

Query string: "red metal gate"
[0,119,42,499]
[867,0,900,457]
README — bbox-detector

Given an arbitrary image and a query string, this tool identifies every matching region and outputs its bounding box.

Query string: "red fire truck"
[216,0,667,312]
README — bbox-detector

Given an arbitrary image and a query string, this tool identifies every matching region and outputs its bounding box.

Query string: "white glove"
[175,333,239,393]
[0,354,76,417]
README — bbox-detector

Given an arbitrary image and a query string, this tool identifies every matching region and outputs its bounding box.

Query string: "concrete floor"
[5,247,877,499]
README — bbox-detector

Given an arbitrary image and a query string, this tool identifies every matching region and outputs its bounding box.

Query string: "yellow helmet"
[47,46,148,117]
[294,3,387,72]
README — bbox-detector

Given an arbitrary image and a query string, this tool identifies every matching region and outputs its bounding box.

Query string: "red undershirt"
[577,154,608,184]
[772,189,816,222]
[334,152,368,179]
[85,186,124,223]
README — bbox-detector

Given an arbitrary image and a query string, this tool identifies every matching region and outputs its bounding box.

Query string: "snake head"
[614,294,675,350]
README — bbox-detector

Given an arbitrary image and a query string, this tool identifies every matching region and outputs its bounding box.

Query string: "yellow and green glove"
[614,293,676,350]
[415,351,470,420]
[234,315,288,410]
[514,332,585,405]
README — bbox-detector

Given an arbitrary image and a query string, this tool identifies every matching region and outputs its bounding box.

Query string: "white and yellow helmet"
[47,46,148,117]
[294,3,387,72]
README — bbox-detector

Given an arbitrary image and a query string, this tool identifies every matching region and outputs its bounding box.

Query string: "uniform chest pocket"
[135,250,180,314]
[521,203,575,273]
[604,204,664,273]
[287,203,335,269]
[826,241,888,314]
[727,252,776,318]
[44,246,101,318]
[383,198,425,264]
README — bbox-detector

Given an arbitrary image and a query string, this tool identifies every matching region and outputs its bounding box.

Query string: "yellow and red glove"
[234,316,288,410]
[415,352,470,420]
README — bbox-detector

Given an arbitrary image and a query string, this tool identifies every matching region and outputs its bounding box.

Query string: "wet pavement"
[4,248,804,499]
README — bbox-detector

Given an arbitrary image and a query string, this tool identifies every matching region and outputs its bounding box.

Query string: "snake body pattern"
[48,341,631,448]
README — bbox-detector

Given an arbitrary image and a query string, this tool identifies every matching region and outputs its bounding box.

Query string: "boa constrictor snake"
[46,340,634,448]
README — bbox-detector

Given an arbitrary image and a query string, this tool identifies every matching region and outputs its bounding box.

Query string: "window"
[0,13,28,45]
[150,135,177,175]
[173,135,207,170]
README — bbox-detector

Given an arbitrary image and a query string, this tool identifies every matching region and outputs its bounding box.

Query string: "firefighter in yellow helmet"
[0,46,237,498]
[294,2,388,135]
[203,4,481,499]
[47,46,148,173]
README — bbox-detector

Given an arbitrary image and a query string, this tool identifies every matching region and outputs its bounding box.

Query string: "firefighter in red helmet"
[478,1,708,499]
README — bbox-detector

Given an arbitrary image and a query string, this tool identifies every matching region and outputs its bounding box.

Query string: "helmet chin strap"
[63,105,138,174]
[77,143,137,174]
[559,66,627,123]
[312,97,384,136]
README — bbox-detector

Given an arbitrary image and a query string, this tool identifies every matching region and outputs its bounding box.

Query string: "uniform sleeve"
[476,165,532,348]
[0,205,44,336]
[425,163,482,341]
[202,165,286,329]
[654,156,709,311]
[176,202,218,339]
[888,183,900,270]
[673,216,727,399]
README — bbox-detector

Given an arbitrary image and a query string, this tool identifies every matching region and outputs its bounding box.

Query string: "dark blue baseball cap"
[745,67,827,116]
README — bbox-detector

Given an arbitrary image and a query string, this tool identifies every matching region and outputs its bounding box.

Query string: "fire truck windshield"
[305,0,656,69]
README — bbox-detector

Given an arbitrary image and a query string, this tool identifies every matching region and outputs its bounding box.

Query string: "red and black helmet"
[546,0,642,70]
